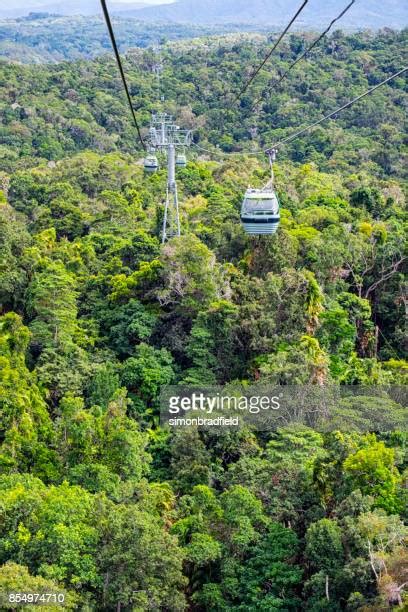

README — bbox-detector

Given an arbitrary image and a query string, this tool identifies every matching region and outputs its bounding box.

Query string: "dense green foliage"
[0,27,407,611]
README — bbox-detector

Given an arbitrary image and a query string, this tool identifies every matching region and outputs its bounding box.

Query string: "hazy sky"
[112,0,175,3]
[9,0,175,6]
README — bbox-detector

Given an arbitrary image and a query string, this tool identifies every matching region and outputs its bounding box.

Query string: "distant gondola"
[176,153,187,168]
[144,154,159,173]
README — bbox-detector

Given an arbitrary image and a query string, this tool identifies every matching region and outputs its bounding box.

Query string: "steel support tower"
[147,113,191,243]
[163,144,180,241]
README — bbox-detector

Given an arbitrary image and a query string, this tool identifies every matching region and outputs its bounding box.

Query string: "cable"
[264,66,408,152]
[192,143,224,158]
[253,0,356,107]
[100,0,146,149]
[192,142,242,159]
[377,325,403,361]
[233,0,309,103]
[192,142,260,159]
[153,42,164,105]
[195,66,407,161]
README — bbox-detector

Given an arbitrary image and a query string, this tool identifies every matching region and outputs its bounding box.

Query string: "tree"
[350,186,384,218]
[56,390,151,490]
[121,342,174,416]
[0,313,57,481]
[343,439,402,513]
[170,429,211,494]
[98,501,186,611]
[0,475,100,596]
[97,298,157,358]
[357,511,408,608]
[234,522,302,610]
[26,258,90,400]
[342,221,406,301]
[305,519,344,607]
[0,202,30,310]
[27,259,78,351]
[183,299,240,384]
[258,336,330,385]
[317,301,356,378]
[87,362,120,409]
[156,234,231,315]
[306,519,344,574]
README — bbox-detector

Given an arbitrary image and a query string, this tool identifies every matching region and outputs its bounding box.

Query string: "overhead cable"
[253,0,357,107]
[264,66,408,151]
[234,0,309,103]
[100,0,146,149]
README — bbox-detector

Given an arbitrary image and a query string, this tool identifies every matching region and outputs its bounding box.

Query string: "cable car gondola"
[240,187,280,235]
[144,153,159,173]
[176,153,187,168]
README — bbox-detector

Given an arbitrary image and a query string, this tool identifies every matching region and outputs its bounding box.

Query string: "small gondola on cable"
[144,151,159,173]
[176,148,187,168]
[240,148,280,235]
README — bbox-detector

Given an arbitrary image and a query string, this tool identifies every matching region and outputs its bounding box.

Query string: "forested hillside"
[0,28,407,611]
[0,14,254,63]
[1,29,407,178]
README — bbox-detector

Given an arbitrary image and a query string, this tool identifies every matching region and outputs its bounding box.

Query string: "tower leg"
[162,144,181,243]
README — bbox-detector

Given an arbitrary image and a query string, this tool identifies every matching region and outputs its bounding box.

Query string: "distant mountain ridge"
[124,0,407,29]
[1,0,407,28]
